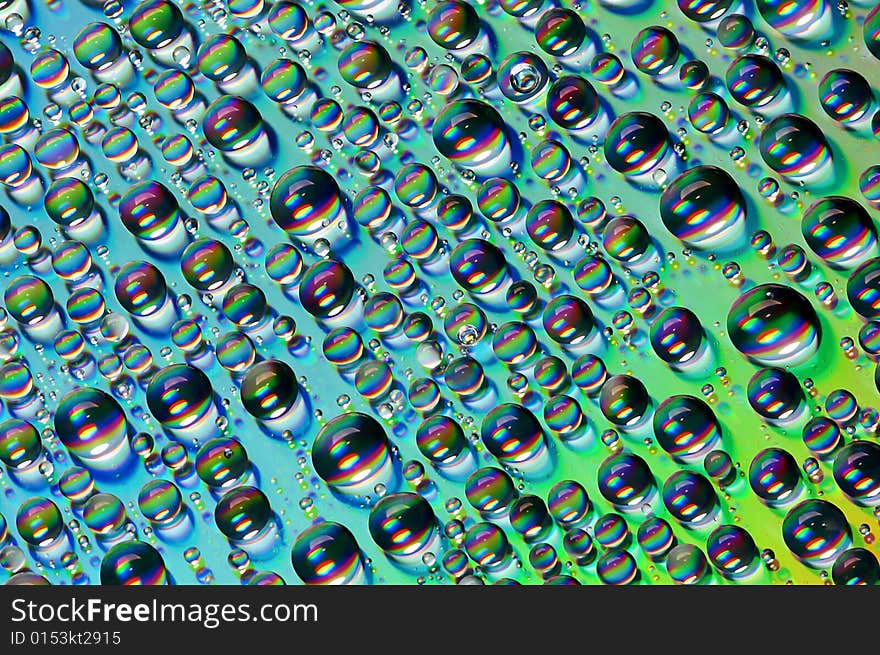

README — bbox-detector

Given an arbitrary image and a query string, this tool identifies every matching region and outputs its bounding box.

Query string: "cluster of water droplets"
[0,0,877,587]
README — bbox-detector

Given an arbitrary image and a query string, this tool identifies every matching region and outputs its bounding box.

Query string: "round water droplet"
[146,364,214,431]
[542,295,596,347]
[659,166,746,249]
[535,8,587,57]
[44,177,94,227]
[631,26,680,77]
[637,516,676,560]
[449,239,508,295]
[465,467,517,520]
[261,58,308,104]
[395,163,438,209]
[369,492,436,559]
[526,200,575,252]
[114,262,168,318]
[650,307,706,365]
[74,22,123,71]
[662,470,719,525]
[498,51,549,104]
[54,388,130,473]
[749,447,803,505]
[138,479,184,525]
[865,4,880,60]
[546,75,600,131]
[847,257,880,319]
[726,54,785,108]
[196,437,249,489]
[597,451,657,510]
[594,513,630,549]
[16,497,64,547]
[546,480,591,528]
[598,548,639,585]
[119,181,181,242]
[100,540,168,585]
[215,486,272,542]
[832,440,880,506]
[464,521,512,572]
[508,494,552,542]
[312,413,392,496]
[819,69,874,124]
[653,395,721,460]
[416,415,467,466]
[756,0,831,39]
[240,360,299,421]
[4,276,54,327]
[427,1,480,51]
[759,114,831,179]
[801,197,878,269]
[802,417,842,459]
[480,403,546,467]
[203,96,264,153]
[291,521,364,585]
[0,419,42,470]
[832,548,880,585]
[604,112,670,176]
[270,166,345,241]
[338,40,392,90]
[688,92,730,134]
[299,260,356,320]
[600,375,651,427]
[602,215,651,263]
[747,367,805,422]
[666,544,710,584]
[180,239,234,292]
[197,34,247,82]
[222,284,269,330]
[706,525,759,579]
[83,492,128,538]
[782,499,851,569]
[432,99,510,174]
[726,283,821,366]
[129,0,184,50]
